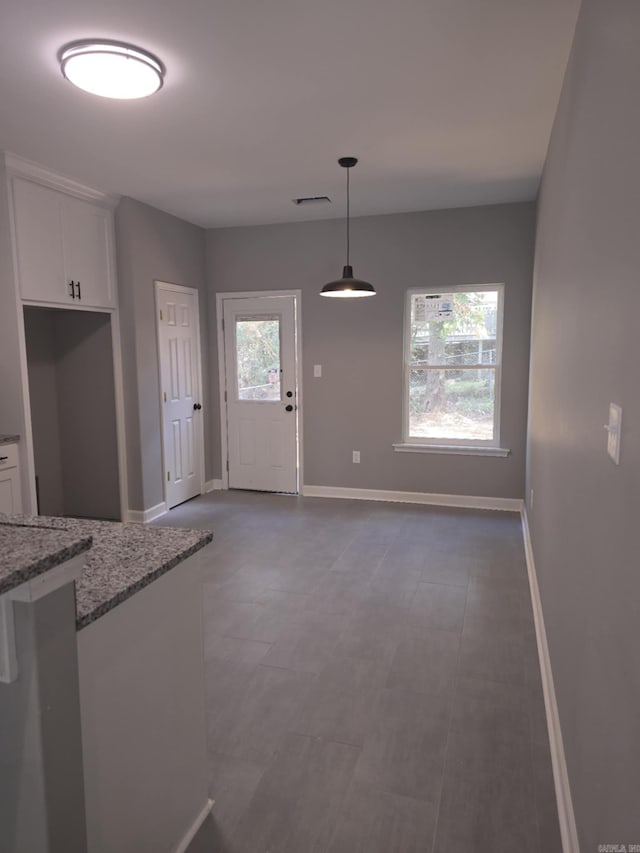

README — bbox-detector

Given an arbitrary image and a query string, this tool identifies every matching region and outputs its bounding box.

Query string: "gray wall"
[115,198,212,512]
[23,309,64,516]
[0,161,31,501]
[54,311,120,520]
[527,0,640,847]
[23,308,120,520]
[207,202,535,498]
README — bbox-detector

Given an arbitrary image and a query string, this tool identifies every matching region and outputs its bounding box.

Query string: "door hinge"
[163,391,167,403]
[221,318,225,331]
[226,460,229,472]
[167,471,170,481]
[224,390,227,402]
[160,309,163,321]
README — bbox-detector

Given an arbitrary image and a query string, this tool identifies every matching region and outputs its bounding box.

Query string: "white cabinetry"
[11,176,115,310]
[0,444,22,515]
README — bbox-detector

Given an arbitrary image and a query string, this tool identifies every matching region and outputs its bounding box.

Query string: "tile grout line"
[526,691,545,853]
[428,565,469,853]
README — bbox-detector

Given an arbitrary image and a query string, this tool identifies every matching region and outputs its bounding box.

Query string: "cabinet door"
[11,178,71,304]
[63,196,115,309]
[0,446,22,514]
[0,469,21,514]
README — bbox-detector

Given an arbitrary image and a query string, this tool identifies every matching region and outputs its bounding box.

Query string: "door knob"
[193,403,202,411]
[286,391,293,398]
[285,405,293,412]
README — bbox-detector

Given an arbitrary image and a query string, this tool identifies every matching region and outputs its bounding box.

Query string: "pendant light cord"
[346,166,350,267]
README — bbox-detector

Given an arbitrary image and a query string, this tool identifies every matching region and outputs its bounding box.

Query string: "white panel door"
[156,284,204,508]
[223,295,298,493]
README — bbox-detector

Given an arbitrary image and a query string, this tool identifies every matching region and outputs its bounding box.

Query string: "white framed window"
[398,284,506,454]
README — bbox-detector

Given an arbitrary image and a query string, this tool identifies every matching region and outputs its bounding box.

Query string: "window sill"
[393,443,511,458]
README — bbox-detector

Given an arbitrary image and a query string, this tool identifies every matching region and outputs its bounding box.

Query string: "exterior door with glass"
[222,295,298,493]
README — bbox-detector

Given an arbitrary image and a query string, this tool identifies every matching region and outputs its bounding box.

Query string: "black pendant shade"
[320,157,376,298]
[320,265,376,298]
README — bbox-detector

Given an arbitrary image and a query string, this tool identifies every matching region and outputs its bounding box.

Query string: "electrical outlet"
[314,364,322,378]
[352,450,360,464]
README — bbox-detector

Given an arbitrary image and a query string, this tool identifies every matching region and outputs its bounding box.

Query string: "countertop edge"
[76,531,213,629]
[0,535,93,597]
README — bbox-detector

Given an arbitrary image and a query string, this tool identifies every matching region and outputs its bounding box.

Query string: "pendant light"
[320,157,376,298]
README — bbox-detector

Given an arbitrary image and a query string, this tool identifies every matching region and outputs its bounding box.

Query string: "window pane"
[408,368,495,441]
[410,291,498,367]
[235,316,281,400]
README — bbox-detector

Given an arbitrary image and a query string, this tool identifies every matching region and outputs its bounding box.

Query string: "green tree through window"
[235,317,281,400]
[405,287,502,443]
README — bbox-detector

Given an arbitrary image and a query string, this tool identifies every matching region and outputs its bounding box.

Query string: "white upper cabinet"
[11,176,116,310]
[62,193,114,308]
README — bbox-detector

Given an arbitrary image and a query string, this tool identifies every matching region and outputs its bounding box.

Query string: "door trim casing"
[155,281,206,509]
[216,290,303,492]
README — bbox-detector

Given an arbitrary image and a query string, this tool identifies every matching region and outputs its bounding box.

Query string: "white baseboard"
[173,798,214,853]
[126,501,168,524]
[302,484,523,512]
[521,508,579,853]
[127,483,224,521]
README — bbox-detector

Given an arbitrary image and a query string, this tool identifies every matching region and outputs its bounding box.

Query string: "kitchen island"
[1,514,212,627]
[0,514,214,853]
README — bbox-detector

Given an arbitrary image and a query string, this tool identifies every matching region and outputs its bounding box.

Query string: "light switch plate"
[314,364,322,378]
[606,403,622,465]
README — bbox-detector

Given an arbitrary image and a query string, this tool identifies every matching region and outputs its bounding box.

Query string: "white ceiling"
[0,0,580,228]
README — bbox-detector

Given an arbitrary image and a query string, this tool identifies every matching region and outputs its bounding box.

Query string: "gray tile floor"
[158,490,561,853]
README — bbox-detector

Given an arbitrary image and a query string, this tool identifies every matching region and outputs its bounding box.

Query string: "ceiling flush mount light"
[59,39,165,99]
[320,157,376,298]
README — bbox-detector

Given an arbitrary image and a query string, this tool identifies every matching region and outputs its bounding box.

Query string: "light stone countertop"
[0,521,92,596]
[0,515,212,628]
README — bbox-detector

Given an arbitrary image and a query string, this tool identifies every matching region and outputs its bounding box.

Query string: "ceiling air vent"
[292,195,331,206]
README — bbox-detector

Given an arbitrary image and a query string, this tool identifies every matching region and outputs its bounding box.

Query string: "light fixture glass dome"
[59,40,165,99]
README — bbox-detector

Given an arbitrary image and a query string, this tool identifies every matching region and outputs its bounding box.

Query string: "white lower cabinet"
[10,176,115,310]
[0,444,22,515]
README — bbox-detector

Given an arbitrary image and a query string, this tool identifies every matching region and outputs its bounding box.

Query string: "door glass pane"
[409,367,495,441]
[235,316,281,401]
